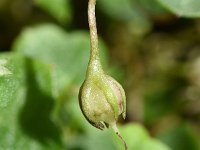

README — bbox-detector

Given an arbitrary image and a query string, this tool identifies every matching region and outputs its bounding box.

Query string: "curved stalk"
[87,0,103,77]
[112,123,128,150]
[87,1,128,149]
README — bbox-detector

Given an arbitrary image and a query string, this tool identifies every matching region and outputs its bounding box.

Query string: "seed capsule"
[79,0,127,149]
[79,73,126,130]
[79,60,127,149]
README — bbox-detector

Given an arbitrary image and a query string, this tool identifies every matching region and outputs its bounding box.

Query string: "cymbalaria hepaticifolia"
[78,0,127,149]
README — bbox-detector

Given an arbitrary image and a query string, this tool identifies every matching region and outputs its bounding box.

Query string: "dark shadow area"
[19,58,62,145]
[70,0,88,30]
[153,18,194,33]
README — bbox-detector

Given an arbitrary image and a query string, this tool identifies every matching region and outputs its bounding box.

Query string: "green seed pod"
[79,0,127,149]
[79,72,126,130]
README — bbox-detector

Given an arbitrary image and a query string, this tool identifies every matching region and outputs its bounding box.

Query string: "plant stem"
[112,123,128,150]
[88,0,99,61]
[87,0,103,77]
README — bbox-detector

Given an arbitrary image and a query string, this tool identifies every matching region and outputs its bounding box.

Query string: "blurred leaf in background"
[98,0,152,35]
[34,0,72,24]
[157,122,200,150]
[12,24,108,96]
[0,54,62,149]
[156,0,200,17]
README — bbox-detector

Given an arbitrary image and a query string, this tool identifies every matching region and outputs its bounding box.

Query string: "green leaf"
[157,123,200,150]
[156,0,200,17]
[66,123,171,150]
[12,24,108,97]
[138,0,168,14]
[10,23,115,150]
[113,124,171,150]
[80,123,171,150]
[141,139,171,150]
[98,0,138,21]
[98,0,152,34]
[0,53,24,109]
[0,59,11,76]
[0,53,63,149]
[144,77,187,125]
[34,0,72,24]
[114,124,149,150]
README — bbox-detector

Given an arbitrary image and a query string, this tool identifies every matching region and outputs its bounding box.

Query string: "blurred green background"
[0,0,200,150]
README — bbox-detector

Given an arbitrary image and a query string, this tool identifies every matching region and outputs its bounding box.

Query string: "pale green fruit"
[79,73,126,130]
